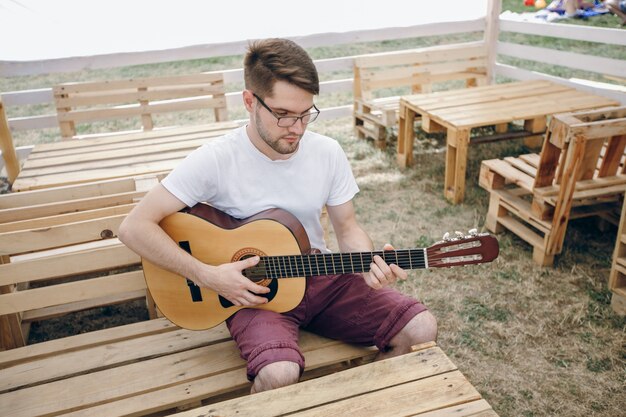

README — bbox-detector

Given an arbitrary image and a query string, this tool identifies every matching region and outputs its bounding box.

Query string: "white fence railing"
[496,14,626,103]
[1,10,625,174]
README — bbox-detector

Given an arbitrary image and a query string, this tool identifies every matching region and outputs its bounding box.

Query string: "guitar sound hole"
[218,278,278,308]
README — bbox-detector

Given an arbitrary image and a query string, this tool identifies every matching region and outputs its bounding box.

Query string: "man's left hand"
[363,243,408,289]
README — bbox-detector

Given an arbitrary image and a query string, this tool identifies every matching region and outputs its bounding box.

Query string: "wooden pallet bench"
[54,72,229,140]
[479,106,626,266]
[353,41,489,148]
[0,175,382,416]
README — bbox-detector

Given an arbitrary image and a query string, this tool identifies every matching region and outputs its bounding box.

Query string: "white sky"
[0,0,489,61]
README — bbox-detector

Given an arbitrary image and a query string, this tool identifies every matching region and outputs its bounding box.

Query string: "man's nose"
[288,118,306,134]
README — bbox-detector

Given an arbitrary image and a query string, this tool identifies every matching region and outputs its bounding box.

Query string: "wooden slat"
[0,242,139,286]
[354,41,487,67]
[56,96,226,124]
[481,159,535,192]
[0,317,177,369]
[13,164,173,191]
[54,85,226,108]
[53,73,224,94]
[0,214,125,255]
[0,270,145,316]
[0,331,369,417]
[0,324,231,392]
[0,176,140,208]
[30,123,235,154]
[0,195,138,226]
[22,288,146,323]
[19,148,195,178]
[177,347,478,417]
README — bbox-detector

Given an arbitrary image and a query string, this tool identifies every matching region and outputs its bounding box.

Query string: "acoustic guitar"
[142,203,499,330]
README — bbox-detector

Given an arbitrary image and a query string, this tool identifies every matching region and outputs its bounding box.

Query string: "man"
[119,38,437,393]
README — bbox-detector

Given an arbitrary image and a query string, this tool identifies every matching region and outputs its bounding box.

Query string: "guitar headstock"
[426,230,499,268]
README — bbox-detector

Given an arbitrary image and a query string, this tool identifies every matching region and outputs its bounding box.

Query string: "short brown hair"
[244,38,319,98]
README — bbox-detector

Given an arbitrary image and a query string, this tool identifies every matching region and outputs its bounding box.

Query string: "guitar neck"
[244,249,427,281]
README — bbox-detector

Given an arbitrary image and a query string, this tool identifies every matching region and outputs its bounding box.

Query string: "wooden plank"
[30,123,235,154]
[429,90,616,126]
[257,371,480,417]
[0,242,139,287]
[54,84,226,108]
[451,95,618,128]
[22,133,217,165]
[0,331,367,417]
[0,214,125,255]
[13,164,173,191]
[0,204,136,233]
[417,399,497,416]
[0,324,231,392]
[56,96,226,124]
[354,41,486,67]
[0,317,177,369]
[504,156,537,178]
[53,73,225,94]
[171,346,463,417]
[64,341,376,417]
[0,270,146,316]
[480,159,534,192]
[22,289,146,323]
[0,176,141,208]
[20,148,195,178]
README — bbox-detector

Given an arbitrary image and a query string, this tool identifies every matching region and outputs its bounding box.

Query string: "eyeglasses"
[253,93,320,127]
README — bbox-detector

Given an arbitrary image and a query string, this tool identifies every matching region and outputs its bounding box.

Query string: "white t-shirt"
[161,126,359,253]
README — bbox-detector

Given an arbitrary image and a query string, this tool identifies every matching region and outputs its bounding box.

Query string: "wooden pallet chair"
[479,106,626,266]
[353,41,489,148]
[53,72,229,140]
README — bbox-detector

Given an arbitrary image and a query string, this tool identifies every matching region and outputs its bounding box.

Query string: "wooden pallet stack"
[480,106,626,266]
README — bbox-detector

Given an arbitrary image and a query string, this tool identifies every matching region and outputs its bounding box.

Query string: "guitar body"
[142,204,310,330]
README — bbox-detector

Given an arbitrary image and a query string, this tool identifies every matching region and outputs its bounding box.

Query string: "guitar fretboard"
[244,249,427,280]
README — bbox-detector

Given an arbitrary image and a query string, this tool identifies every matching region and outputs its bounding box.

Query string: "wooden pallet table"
[169,342,498,417]
[396,80,620,204]
[11,122,238,191]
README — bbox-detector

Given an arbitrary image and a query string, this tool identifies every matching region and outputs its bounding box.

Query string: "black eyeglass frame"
[252,92,320,127]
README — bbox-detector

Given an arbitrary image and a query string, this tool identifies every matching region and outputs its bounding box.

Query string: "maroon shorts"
[226,273,427,380]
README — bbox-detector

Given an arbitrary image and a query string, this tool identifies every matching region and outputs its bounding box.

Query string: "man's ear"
[242,90,255,112]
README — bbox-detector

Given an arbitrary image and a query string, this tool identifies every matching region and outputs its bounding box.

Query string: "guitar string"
[253,250,427,279]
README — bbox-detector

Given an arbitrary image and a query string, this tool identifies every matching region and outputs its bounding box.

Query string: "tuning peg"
[455,231,464,239]
[442,232,451,241]
[468,228,478,236]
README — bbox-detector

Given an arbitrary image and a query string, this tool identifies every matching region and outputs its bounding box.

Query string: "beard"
[254,107,302,155]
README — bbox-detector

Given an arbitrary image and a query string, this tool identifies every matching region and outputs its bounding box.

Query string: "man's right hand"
[197,256,271,307]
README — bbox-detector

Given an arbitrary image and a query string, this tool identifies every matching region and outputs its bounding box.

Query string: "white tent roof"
[0,0,488,62]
